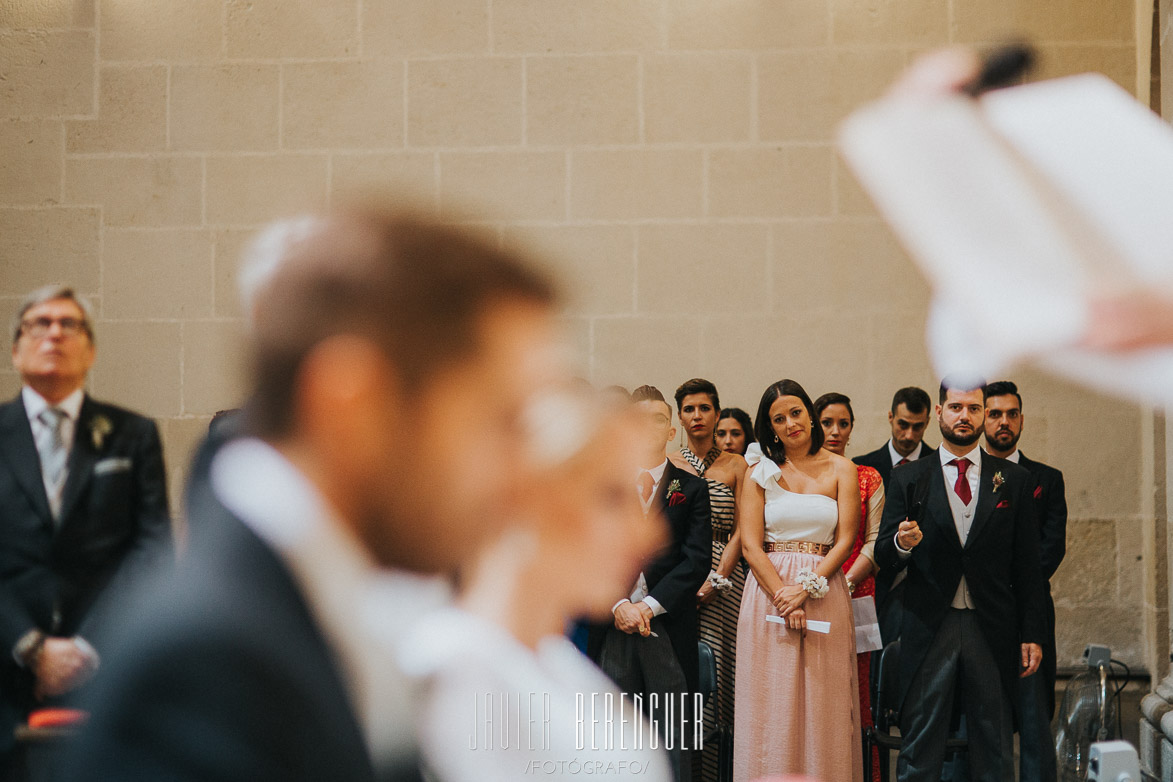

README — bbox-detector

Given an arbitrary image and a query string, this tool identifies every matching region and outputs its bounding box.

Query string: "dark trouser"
[600,617,692,782]
[897,609,1013,782]
[1017,664,1057,781]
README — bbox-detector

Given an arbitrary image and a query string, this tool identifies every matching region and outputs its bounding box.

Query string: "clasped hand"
[613,601,654,636]
[773,584,808,617]
[35,637,98,699]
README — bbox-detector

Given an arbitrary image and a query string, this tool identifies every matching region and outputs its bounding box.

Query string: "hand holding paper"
[839,50,1173,406]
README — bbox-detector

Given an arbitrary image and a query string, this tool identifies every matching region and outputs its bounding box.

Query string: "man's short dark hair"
[249,209,558,439]
[982,380,1022,408]
[890,386,931,416]
[631,385,668,408]
[938,375,987,404]
[674,378,719,412]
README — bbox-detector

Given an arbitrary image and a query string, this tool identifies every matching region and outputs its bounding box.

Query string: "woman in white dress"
[733,379,863,782]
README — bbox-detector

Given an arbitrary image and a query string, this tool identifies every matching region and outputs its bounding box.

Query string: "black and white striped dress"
[682,446,744,782]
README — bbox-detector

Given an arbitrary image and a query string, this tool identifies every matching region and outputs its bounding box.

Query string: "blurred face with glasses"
[12,298,95,403]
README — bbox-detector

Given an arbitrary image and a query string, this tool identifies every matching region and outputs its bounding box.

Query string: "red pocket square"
[1033,485,1043,499]
[667,492,686,507]
[996,499,1010,509]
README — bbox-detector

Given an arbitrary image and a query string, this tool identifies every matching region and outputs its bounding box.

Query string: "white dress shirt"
[22,386,84,504]
[1004,449,1021,464]
[612,459,668,617]
[211,438,450,767]
[887,438,924,467]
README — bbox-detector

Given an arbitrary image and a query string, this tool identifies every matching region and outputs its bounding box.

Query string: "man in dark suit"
[853,386,936,487]
[983,380,1066,782]
[590,385,711,782]
[874,378,1046,782]
[854,386,937,642]
[0,285,172,776]
[61,210,563,781]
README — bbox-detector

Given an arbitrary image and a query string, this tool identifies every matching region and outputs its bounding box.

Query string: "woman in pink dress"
[815,391,885,782]
[734,379,863,782]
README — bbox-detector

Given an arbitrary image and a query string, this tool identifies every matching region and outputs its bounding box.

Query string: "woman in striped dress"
[671,379,748,781]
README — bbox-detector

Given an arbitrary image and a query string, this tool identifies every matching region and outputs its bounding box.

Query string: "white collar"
[939,443,983,471]
[639,459,669,486]
[887,439,923,466]
[1004,449,1021,464]
[22,386,84,423]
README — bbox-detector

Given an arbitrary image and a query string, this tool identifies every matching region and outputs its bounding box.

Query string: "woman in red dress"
[814,392,885,782]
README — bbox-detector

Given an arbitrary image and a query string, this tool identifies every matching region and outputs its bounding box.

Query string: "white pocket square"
[94,457,132,475]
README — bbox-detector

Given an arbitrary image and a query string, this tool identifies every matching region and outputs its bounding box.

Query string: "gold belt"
[763,541,831,555]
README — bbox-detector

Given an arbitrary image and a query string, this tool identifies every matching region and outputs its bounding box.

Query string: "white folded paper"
[853,596,883,653]
[766,615,830,634]
[839,73,1173,406]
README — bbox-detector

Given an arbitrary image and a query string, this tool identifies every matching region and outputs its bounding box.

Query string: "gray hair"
[11,285,96,344]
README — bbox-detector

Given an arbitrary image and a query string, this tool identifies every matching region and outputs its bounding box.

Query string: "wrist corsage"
[707,570,734,593]
[796,568,829,599]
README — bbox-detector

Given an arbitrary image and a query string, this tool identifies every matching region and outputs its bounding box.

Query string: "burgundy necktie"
[949,458,973,504]
[896,457,909,466]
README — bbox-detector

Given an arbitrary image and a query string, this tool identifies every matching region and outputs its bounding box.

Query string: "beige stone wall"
[0,0,1146,667]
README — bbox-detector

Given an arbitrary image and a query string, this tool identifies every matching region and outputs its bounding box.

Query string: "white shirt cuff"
[894,531,913,560]
[611,598,631,614]
[642,596,666,617]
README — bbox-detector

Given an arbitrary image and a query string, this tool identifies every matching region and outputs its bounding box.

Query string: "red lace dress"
[842,464,884,782]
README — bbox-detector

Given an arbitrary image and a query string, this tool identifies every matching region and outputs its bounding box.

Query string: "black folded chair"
[865,640,967,781]
[696,641,732,782]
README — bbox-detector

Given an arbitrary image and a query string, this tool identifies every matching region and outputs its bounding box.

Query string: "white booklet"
[838,73,1173,406]
[766,615,830,634]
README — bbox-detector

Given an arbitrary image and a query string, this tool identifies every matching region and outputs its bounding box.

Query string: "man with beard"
[874,378,1046,782]
[984,380,1065,782]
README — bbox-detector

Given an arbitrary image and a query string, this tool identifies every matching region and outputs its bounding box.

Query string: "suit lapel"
[926,462,963,550]
[657,462,678,516]
[965,456,998,549]
[0,396,54,525]
[56,396,101,526]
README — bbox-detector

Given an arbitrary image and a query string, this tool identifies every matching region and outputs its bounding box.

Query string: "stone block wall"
[0,0,1147,669]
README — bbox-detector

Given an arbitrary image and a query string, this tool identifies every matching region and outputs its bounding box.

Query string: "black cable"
[1109,658,1132,739]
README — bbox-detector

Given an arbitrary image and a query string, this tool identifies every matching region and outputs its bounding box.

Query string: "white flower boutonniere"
[992,471,1004,494]
[90,415,113,451]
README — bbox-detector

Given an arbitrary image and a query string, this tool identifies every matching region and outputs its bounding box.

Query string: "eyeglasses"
[19,317,88,339]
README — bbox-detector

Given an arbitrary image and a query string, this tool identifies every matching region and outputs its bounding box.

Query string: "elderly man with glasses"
[0,285,172,779]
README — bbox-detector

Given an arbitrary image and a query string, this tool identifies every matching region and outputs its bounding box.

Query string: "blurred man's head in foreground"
[245,208,564,576]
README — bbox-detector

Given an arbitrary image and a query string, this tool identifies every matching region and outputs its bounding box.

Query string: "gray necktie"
[36,408,67,518]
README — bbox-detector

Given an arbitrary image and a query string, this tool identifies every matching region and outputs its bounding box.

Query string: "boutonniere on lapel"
[89,415,113,451]
[991,471,1004,494]
[666,479,686,507]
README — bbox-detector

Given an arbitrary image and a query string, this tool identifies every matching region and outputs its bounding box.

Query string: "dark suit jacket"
[1018,453,1066,581]
[855,442,936,612]
[874,453,1046,712]
[853,441,938,489]
[1018,451,1067,716]
[589,462,712,694]
[59,476,389,782]
[0,394,171,750]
